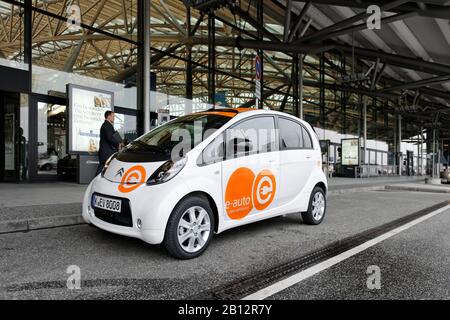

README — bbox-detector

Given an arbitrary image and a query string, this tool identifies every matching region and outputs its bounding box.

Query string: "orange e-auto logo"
[225,167,276,220]
[253,170,276,211]
[118,165,147,193]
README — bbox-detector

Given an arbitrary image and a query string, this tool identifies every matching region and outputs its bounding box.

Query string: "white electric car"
[82,108,327,259]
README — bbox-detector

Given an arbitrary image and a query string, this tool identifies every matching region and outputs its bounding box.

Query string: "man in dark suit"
[97,111,119,174]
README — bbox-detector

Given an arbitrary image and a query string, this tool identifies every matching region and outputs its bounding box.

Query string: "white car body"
[82,109,327,250]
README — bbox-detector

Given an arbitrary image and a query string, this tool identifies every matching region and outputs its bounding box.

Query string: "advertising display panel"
[67,84,114,154]
[341,138,360,166]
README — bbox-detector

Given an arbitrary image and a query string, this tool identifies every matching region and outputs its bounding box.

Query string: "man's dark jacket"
[98,120,119,164]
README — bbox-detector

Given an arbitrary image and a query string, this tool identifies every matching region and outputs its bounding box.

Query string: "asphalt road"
[270,208,450,300]
[0,190,449,300]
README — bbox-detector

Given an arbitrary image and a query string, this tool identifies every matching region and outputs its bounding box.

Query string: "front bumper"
[82,175,190,245]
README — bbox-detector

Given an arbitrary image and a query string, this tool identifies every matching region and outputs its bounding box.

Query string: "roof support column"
[363,97,367,168]
[24,0,32,91]
[137,0,151,134]
[417,127,421,176]
[419,125,423,176]
[319,53,325,128]
[299,55,304,119]
[292,54,299,116]
[208,13,216,106]
[186,5,193,114]
[398,115,402,176]
[143,0,151,132]
[257,0,264,109]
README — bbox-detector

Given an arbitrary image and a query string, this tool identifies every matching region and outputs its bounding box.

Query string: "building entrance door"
[29,94,67,181]
[0,91,20,182]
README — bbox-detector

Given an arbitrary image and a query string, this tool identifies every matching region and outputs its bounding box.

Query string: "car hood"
[103,158,166,184]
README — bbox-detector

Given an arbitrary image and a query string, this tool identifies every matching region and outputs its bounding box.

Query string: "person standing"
[97,111,119,174]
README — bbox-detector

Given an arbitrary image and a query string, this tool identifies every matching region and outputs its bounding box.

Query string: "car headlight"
[101,153,117,177]
[146,157,187,185]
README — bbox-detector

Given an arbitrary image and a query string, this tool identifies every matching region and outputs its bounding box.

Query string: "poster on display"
[341,138,360,166]
[67,84,114,154]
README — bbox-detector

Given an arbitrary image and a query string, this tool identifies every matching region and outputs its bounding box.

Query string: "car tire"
[164,195,215,259]
[43,163,52,171]
[302,186,326,225]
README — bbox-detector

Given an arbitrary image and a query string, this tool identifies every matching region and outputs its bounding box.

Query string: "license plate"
[93,195,122,213]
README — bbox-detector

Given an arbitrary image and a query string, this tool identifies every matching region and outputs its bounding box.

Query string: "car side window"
[302,126,313,149]
[278,117,313,150]
[198,133,224,165]
[224,116,277,159]
[279,117,303,150]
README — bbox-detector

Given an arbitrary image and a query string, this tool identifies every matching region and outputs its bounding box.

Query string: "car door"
[221,116,280,225]
[277,116,316,207]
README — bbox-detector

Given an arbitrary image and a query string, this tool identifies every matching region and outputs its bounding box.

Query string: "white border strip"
[242,205,450,300]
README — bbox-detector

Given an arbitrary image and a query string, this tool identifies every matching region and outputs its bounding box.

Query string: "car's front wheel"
[302,186,326,225]
[164,195,214,259]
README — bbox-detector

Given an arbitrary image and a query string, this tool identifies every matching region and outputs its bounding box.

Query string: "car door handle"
[306,155,312,159]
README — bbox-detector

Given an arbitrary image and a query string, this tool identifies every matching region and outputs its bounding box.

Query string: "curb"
[0,215,86,235]
[328,186,385,196]
[385,185,450,194]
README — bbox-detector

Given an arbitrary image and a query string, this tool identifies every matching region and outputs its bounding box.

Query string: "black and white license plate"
[93,195,122,213]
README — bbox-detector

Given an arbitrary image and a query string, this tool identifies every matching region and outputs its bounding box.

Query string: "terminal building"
[0,0,449,182]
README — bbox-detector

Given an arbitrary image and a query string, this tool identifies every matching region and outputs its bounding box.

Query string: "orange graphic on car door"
[224,167,255,220]
[225,167,276,220]
[253,170,276,211]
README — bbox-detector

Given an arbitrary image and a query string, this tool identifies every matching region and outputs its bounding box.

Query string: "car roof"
[193,107,310,128]
[195,107,256,118]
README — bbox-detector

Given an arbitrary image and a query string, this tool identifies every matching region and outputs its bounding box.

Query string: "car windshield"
[126,113,231,157]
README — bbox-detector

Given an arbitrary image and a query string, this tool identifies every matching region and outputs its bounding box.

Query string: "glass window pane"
[37,102,67,175]
[20,94,28,180]
[114,113,137,145]
[225,116,276,159]
[302,127,313,149]
[200,133,224,165]
[279,118,303,150]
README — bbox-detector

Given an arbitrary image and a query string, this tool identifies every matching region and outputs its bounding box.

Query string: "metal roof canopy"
[187,0,450,137]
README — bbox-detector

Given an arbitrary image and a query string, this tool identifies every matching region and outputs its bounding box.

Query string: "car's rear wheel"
[164,195,214,259]
[302,186,326,225]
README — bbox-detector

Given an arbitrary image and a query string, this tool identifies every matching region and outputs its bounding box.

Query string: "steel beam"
[307,12,417,44]
[335,45,450,76]
[291,0,450,20]
[235,38,333,54]
[283,0,292,43]
[297,0,410,43]
[230,5,281,43]
[382,74,450,92]
[288,1,311,43]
